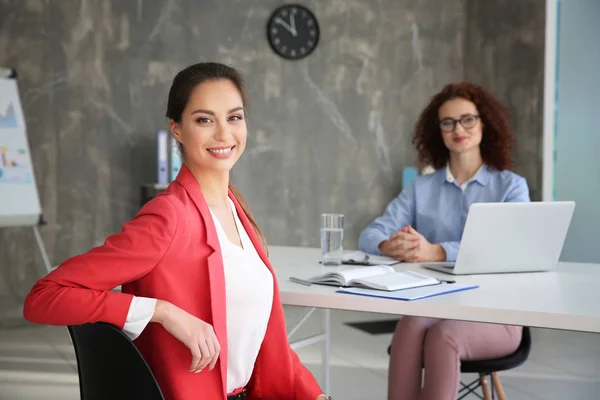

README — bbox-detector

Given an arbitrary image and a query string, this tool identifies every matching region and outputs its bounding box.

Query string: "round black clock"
[267,4,320,60]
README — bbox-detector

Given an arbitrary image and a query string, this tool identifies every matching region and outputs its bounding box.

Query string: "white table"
[269,245,600,393]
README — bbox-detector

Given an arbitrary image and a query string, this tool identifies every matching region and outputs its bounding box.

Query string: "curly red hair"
[412,82,514,171]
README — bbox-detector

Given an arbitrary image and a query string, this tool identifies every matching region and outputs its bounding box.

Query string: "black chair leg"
[458,377,484,400]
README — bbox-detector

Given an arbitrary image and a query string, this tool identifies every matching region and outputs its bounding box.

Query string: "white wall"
[552,0,600,263]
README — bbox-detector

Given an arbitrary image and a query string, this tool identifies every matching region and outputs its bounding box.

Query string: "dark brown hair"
[413,82,514,170]
[166,62,268,252]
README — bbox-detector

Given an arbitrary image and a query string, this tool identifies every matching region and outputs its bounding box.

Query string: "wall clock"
[267,4,320,60]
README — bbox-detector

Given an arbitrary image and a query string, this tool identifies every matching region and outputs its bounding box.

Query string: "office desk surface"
[269,246,600,333]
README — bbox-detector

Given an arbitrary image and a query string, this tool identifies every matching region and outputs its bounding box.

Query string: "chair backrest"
[518,326,532,358]
[68,322,164,400]
[402,166,419,189]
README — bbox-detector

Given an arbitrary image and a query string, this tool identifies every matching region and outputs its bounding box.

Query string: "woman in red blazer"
[23,62,329,400]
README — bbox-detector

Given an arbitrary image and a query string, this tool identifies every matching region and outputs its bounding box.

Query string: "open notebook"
[299,265,440,291]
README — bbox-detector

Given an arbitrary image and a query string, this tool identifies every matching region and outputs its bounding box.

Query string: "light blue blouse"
[358,165,530,261]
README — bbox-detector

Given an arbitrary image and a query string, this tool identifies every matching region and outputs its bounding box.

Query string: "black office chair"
[388,326,532,400]
[68,322,165,400]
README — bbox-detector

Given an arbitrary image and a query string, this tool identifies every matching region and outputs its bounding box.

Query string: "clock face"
[267,4,320,60]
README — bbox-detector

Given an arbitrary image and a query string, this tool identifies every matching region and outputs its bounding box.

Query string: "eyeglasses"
[439,115,480,132]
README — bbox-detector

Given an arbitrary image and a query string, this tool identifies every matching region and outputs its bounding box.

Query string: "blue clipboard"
[336,283,478,301]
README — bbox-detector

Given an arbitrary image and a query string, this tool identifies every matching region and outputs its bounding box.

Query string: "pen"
[319,261,371,266]
[318,253,372,266]
[290,277,313,286]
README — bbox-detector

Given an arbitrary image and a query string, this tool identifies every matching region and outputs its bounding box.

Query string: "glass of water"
[321,213,345,266]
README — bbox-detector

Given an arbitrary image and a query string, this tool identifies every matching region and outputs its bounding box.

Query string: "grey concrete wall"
[0,0,544,310]
[464,0,546,201]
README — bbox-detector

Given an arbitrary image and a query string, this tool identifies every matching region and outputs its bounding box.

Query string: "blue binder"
[169,135,182,182]
[336,283,478,301]
[156,130,169,185]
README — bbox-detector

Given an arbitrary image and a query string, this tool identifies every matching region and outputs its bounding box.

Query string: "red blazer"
[23,165,322,400]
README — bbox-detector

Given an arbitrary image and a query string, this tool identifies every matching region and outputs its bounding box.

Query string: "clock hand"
[274,17,295,35]
[289,12,298,36]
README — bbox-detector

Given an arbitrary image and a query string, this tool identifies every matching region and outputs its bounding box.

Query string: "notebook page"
[335,265,395,284]
[350,271,438,291]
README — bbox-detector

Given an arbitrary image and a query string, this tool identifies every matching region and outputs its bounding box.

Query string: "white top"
[122,198,274,393]
[271,245,600,333]
[445,164,483,190]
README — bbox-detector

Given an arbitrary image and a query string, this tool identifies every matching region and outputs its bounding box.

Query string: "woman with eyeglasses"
[358,82,529,400]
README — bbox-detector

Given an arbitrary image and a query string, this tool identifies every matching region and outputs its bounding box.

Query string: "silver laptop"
[423,201,575,275]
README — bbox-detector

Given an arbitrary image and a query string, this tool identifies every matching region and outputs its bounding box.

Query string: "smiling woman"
[165,64,267,251]
[168,79,247,172]
[413,82,514,172]
[357,82,529,400]
[23,62,328,400]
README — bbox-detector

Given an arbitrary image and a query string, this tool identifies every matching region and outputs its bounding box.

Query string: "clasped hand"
[378,225,445,262]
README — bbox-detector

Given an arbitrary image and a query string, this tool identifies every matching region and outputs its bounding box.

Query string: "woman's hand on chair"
[152,300,221,373]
